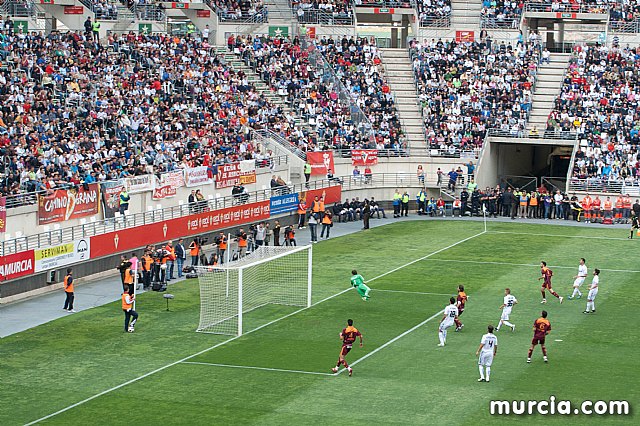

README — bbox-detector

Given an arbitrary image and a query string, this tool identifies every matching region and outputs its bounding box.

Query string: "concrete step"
[536,81,563,89]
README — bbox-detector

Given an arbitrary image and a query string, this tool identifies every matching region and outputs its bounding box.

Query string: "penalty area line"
[337,309,444,375]
[420,258,640,274]
[24,231,484,425]
[181,361,333,376]
[375,289,453,296]
[490,230,631,241]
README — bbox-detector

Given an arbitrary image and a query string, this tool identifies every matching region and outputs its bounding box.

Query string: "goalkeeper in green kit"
[351,270,371,301]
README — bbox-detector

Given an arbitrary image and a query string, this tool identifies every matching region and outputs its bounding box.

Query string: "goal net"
[195,245,312,335]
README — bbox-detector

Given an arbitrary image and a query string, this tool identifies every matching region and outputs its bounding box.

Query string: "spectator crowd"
[230,34,406,154]
[409,37,541,155]
[547,43,640,187]
[0,30,280,200]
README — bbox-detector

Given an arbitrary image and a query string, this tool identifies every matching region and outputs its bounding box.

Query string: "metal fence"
[292,8,354,25]
[0,172,432,256]
[609,19,640,33]
[2,155,290,210]
[523,2,610,14]
[419,16,451,28]
[567,178,626,194]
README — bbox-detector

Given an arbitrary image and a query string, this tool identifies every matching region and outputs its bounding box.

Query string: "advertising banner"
[152,185,177,200]
[90,200,270,258]
[34,239,90,273]
[185,166,213,187]
[270,193,299,215]
[0,250,35,281]
[306,151,335,175]
[455,31,475,43]
[159,170,185,189]
[216,161,257,189]
[125,175,153,194]
[100,180,125,219]
[0,196,6,233]
[351,149,379,166]
[298,185,342,207]
[38,184,100,225]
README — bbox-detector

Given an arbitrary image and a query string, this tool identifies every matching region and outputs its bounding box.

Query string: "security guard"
[119,189,130,215]
[417,189,427,215]
[92,19,101,42]
[401,191,410,217]
[392,189,401,218]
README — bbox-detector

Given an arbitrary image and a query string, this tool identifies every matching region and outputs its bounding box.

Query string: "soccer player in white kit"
[476,325,498,382]
[438,297,459,347]
[496,288,518,331]
[569,258,588,300]
[584,268,600,314]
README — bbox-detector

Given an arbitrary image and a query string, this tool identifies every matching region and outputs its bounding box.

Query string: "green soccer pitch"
[2,221,638,425]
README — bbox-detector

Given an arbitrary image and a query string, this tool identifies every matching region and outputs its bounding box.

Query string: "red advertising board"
[0,196,6,233]
[171,2,189,8]
[0,250,35,282]
[216,161,257,189]
[90,200,270,258]
[351,149,378,166]
[298,185,342,208]
[152,185,177,200]
[64,5,84,14]
[38,184,100,225]
[196,9,211,17]
[307,151,335,176]
[455,31,475,43]
[306,26,316,39]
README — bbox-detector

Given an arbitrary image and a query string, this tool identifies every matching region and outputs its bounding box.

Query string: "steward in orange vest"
[122,284,138,333]
[63,268,75,312]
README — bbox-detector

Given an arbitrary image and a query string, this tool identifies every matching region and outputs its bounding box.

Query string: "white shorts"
[500,309,512,321]
[573,277,585,287]
[588,288,598,301]
[478,352,494,367]
[440,321,454,332]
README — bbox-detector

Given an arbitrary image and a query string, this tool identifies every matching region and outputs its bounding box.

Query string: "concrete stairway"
[450,0,482,28]
[263,0,294,22]
[380,48,426,151]
[214,47,306,131]
[526,53,572,133]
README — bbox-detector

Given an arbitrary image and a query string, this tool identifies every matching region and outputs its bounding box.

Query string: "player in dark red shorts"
[527,310,551,363]
[537,261,563,304]
[332,319,363,376]
[454,284,467,331]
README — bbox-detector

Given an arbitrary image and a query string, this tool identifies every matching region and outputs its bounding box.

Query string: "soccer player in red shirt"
[454,284,467,331]
[527,310,551,363]
[537,261,563,304]
[332,319,363,376]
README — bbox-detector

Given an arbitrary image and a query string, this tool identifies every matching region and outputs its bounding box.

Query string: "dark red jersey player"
[332,319,363,376]
[455,284,467,331]
[537,261,563,304]
[527,310,551,363]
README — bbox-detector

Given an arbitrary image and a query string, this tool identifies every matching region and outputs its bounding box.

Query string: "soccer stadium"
[0,1,639,424]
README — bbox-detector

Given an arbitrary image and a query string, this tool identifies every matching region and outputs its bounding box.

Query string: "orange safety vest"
[623,196,632,209]
[190,242,199,256]
[124,268,134,284]
[582,197,592,210]
[592,198,601,209]
[297,202,306,214]
[322,213,332,225]
[64,274,74,293]
[604,200,613,211]
[142,255,153,271]
[529,196,538,206]
[238,235,248,247]
[615,198,624,209]
[122,293,132,311]
[219,236,227,250]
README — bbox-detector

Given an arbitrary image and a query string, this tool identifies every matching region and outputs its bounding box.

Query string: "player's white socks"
[586,301,595,311]
[486,367,491,381]
[438,331,445,345]
[478,365,484,380]
[502,320,514,328]
[571,287,582,298]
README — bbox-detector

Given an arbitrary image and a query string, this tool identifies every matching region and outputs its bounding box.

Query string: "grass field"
[1,220,638,425]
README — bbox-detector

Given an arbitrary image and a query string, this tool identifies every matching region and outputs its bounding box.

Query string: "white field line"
[490,230,630,241]
[25,230,485,425]
[375,289,453,296]
[181,362,333,376]
[421,258,640,274]
[336,309,444,375]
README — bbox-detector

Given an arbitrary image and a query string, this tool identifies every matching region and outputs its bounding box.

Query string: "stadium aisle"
[0,217,393,338]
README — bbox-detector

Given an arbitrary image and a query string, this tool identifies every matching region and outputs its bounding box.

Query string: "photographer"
[152,246,170,283]
[236,229,248,257]
[189,237,201,266]
[232,184,249,205]
[140,250,153,289]
[215,232,227,263]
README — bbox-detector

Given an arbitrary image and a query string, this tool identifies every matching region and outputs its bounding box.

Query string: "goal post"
[195,245,313,335]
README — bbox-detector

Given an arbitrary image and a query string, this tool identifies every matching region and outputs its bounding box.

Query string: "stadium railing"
[523,2,610,14]
[0,172,430,256]
[609,19,640,33]
[486,128,579,141]
[567,178,627,194]
[1,155,290,210]
[1,0,36,17]
[354,0,416,7]
[419,16,452,28]
[292,8,355,25]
